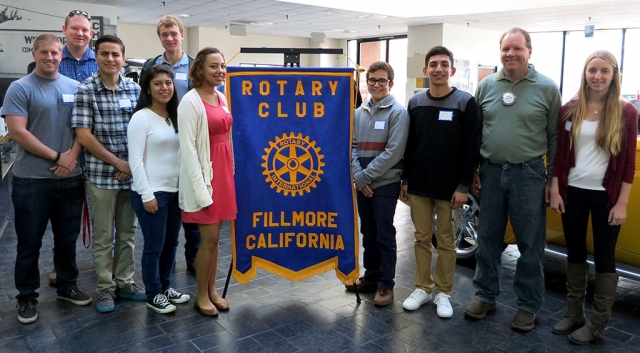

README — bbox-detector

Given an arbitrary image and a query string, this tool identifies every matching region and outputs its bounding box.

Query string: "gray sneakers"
[96,290,115,313]
[117,283,146,301]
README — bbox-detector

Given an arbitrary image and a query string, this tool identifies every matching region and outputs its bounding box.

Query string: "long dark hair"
[134,64,179,132]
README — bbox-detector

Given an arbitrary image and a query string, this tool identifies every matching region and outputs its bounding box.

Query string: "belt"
[485,155,543,165]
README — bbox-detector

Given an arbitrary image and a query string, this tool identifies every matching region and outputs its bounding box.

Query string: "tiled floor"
[1,201,640,352]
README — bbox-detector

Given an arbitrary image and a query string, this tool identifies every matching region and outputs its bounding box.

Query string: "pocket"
[524,162,545,181]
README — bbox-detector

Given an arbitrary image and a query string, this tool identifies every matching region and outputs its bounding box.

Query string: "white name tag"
[439,111,453,121]
[62,94,74,103]
[565,120,572,131]
[222,106,230,114]
[118,98,132,108]
[175,72,187,81]
[374,120,385,130]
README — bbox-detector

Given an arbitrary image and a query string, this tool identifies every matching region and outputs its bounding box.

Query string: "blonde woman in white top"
[128,65,190,314]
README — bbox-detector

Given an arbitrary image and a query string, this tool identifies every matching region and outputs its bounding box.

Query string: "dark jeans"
[183,222,200,265]
[356,182,401,290]
[131,191,182,301]
[13,175,84,301]
[562,186,620,273]
[473,157,547,313]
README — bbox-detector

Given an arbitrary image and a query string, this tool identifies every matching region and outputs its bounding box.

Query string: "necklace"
[594,110,599,115]
[163,117,171,126]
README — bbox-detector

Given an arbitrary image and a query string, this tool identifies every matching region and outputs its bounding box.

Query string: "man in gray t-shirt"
[2,34,92,325]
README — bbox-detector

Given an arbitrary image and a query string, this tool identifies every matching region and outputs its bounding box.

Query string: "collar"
[363,94,396,110]
[158,51,188,67]
[62,46,95,62]
[93,72,130,92]
[496,64,537,83]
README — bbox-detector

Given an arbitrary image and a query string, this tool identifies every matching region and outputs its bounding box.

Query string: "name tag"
[565,120,572,131]
[175,72,187,81]
[374,120,385,130]
[62,94,74,103]
[439,111,453,121]
[222,106,230,114]
[118,98,132,108]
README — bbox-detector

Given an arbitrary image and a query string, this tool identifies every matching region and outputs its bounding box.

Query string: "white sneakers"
[434,293,453,318]
[402,289,453,318]
[402,289,432,310]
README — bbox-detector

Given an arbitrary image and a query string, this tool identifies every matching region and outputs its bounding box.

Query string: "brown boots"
[552,263,588,335]
[569,272,619,345]
[553,263,619,345]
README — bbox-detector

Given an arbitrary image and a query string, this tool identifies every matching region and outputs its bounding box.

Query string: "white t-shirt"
[127,108,180,202]
[568,120,609,191]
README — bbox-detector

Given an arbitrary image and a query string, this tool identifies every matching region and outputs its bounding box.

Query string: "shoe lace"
[435,294,451,307]
[409,289,424,299]
[165,288,179,298]
[98,290,114,301]
[154,294,171,307]
[130,283,144,294]
[17,301,35,311]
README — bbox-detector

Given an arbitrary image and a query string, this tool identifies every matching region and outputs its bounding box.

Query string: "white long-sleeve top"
[127,108,180,202]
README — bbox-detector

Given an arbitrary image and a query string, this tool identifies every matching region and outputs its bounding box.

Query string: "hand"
[451,191,468,209]
[471,172,481,198]
[114,171,132,182]
[544,185,551,204]
[608,203,627,226]
[399,185,409,201]
[359,184,373,197]
[143,198,158,214]
[50,165,71,178]
[116,160,132,177]
[56,150,77,171]
[549,191,565,214]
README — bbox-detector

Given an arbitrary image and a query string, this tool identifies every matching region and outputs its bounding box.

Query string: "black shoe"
[187,261,196,277]
[146,293,176,314]
[58,286,93,306]
[16,300,38,324]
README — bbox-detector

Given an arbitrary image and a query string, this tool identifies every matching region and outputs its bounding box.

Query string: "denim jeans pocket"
[12,176,34,186]
[524,161,545,182]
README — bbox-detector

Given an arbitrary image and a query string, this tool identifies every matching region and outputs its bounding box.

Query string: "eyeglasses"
[68,10,91,20]
[367,78,390,86]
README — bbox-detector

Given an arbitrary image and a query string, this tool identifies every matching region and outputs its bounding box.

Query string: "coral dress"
[181,94,237,224]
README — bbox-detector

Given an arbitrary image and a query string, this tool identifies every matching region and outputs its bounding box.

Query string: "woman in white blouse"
[128,65,190,314]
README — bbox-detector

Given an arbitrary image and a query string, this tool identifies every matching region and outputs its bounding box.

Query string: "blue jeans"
[131,191,182,301]
[473,157,547,313]
[183,222,200,265]
[13,176,84,301]
[356,182,401,290]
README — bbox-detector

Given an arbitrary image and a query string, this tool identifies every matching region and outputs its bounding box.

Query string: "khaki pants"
[87,181,137,293]
[409,194,456,295]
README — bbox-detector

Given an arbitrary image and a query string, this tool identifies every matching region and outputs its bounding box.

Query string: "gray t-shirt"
[2,73,81,179]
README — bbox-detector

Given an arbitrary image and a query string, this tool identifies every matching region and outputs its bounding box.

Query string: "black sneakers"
[17,300,38,324]
[58,286,93,306]
[164,288,190,304]
[147,293,176,314]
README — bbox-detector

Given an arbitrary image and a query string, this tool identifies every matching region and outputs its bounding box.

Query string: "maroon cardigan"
[553,100,638,210]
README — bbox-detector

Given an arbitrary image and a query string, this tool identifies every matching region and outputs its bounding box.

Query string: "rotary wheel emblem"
[261,132,325,196]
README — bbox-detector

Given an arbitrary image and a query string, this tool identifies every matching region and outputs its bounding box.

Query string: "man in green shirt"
[464,27,561,332]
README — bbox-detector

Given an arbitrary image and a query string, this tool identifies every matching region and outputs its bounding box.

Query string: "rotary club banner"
[227,67,358,284]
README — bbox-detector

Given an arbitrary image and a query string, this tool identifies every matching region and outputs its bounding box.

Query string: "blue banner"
[227,67,358,284]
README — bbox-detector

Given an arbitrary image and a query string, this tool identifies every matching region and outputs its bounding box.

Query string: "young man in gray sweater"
[346,61,409,307]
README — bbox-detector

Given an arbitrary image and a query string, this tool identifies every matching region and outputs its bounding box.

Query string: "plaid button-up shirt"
[72,72,140,189]
[59,46,98,82]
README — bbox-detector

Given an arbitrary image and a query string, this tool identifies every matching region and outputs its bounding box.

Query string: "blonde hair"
[562,50,624,156]
[156,15,184,36]
[33,34,62,51]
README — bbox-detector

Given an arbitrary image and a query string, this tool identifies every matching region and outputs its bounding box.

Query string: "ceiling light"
[177,14,189,18]
[250,22,274,26]
[326,10,341,14]
[331,29,345,32]
[533,20,564,26]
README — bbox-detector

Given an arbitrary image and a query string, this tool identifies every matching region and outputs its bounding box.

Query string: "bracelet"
[51,151,60,163]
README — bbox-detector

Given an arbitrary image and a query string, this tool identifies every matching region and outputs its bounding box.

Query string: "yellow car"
[449,140,640,281]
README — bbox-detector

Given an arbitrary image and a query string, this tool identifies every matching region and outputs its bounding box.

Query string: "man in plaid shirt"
[72,35,145,313]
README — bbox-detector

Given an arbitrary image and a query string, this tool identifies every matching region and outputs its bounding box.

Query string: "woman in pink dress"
[177,47,237,317]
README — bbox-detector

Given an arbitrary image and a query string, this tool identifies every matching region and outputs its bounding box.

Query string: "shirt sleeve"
[71,84,94,129]
[127,110,154,202]
[622,103,638,184]
[458,96,480,191]
[2,81,29,118]
[545,86,562,183]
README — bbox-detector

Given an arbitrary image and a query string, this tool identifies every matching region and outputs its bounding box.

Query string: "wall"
[116,23,184,59]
